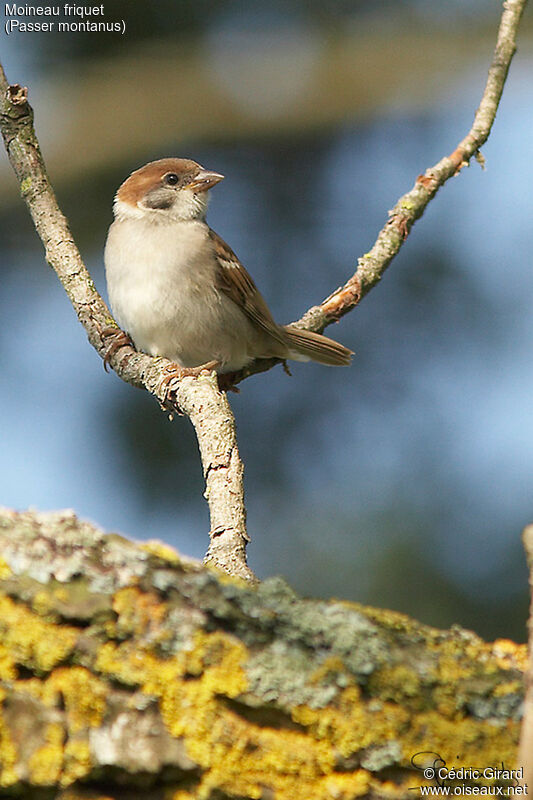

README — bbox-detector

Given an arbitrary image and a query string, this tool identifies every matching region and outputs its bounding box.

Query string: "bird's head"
[113,158,225,223]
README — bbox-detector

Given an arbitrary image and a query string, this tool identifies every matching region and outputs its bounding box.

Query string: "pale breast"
[104,217,265,369]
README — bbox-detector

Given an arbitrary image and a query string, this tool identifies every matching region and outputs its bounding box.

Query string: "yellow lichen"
[11,676,44,699]
[112,586,169,640]
[493,680,523,697]
[309,656,353,687]
[0,644,16,681]
[148,632,348,800]
[0,688,18,788]
[406,709,518,772]
[292,678,520,788]
[141,539,181,563]
[0,596,78,672]
[42,667,107,732]
[293,686,410,759]
[60,793,115,800]
[53,586,69,603]
[0,557,11,579]
[62,739,92,785]
[28,722,64,785]
[95,641,171,687]
[97,628,358,799]
[318,771,371,799]
[492,639,528,672]
[177,630,250,692]
[368,664,423,704]
[97,617,524,799]
[191,720,332,799]
[0,579,523,798]
[32,589,58,617]
[428,636,494,716]
[350,602,424,635]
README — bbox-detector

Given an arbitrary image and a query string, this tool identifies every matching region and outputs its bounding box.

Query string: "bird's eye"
[164,173,179,186]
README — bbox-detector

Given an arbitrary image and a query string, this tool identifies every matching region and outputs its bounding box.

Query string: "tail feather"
[283,325,353,367]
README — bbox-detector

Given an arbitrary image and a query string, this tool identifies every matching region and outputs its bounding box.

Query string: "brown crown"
[116,158,201,206]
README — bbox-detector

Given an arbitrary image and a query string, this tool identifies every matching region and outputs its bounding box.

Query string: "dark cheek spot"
[144,188,174,210]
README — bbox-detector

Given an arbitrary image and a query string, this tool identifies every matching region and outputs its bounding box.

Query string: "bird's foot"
[100,326,134,372]
[158,360,220,400]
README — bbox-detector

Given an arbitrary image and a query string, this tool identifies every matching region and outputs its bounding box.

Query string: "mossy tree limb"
[0,509,526,800]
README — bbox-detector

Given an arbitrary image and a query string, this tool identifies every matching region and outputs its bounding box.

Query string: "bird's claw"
[101,326,134,372]
[158,360,220,401]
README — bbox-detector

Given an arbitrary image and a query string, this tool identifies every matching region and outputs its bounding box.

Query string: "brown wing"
[209,228,287,346]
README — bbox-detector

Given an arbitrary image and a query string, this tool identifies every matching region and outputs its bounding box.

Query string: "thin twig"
[231,0,528,384]
[0,65,255,583]
[300,0,527,328]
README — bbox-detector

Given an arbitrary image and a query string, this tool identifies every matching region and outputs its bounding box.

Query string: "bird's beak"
[184,170,225,192]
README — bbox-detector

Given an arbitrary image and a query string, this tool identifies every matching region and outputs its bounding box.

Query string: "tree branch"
[231,0,528,384]
[300,0,527,328]
[0,510,526,799]
[0,66,254,583]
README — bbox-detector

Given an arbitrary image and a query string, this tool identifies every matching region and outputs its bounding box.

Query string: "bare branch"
[229,0,528,385]
[298,0,527,332]
[0,64,254,582]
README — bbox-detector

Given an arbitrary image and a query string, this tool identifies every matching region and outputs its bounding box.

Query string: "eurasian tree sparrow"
[104,158,352,377]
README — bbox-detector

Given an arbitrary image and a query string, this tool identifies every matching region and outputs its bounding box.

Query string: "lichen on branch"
[0,509,526,799]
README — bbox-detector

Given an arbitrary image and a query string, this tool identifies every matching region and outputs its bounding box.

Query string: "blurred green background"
[1,0,532,642]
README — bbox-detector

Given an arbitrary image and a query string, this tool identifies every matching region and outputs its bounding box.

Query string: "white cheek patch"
[171,190,209,221]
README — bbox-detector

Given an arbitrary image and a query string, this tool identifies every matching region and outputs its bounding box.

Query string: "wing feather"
[209,228,287,346]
